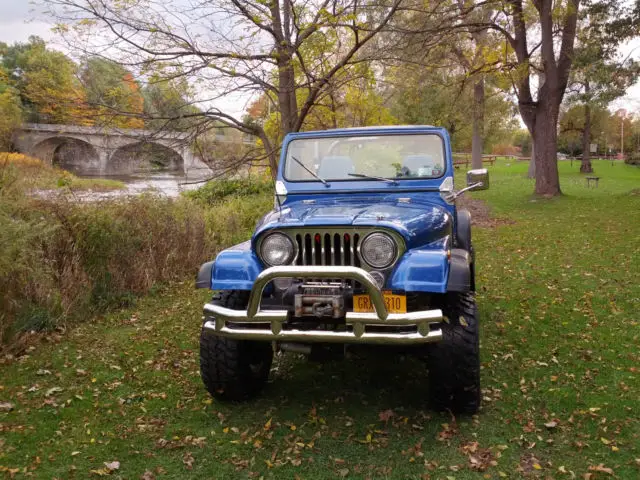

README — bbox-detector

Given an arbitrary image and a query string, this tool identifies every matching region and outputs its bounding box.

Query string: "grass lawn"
[1,159,639,479]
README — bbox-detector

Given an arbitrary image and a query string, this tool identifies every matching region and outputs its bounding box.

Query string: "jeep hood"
[256,195,452,248]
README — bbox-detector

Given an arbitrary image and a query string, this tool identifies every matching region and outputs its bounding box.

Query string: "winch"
[292,282,347,318]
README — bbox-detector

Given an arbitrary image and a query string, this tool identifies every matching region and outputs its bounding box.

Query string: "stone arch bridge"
[13,123,211,177]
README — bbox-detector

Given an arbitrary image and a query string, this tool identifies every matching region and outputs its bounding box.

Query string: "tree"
[48,0,411,176]
[0,68,23,150]
[388,64,518,153]
[1,37,90,125]
[476,0,640,195]
[565,7,639,173]
[474,0,582,195]
[142,76,201,131]
[80,58,145,128]
[449,3,498,169]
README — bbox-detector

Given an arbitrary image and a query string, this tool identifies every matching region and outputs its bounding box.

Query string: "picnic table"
[586,176,600,188]
[452,154,498,168]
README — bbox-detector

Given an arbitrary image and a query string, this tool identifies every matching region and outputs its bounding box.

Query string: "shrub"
[0,152,125,192]
[624,152,640,166]
[184,176,273,204]
[0,191,271,349]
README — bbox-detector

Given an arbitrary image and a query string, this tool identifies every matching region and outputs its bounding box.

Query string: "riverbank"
[0,155,272,348]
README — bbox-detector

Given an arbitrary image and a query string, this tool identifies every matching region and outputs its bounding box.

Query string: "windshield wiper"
[348,173,399,185]
[291,155,329,186]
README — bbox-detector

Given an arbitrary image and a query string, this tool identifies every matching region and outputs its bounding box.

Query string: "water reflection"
[78,171,208,200]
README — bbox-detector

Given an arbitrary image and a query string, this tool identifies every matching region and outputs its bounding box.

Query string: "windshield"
[284,134,445,182]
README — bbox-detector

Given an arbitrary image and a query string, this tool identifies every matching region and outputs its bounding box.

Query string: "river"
[76,171,208,200]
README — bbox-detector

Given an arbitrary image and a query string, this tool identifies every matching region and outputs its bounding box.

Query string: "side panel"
[211,241,263,291]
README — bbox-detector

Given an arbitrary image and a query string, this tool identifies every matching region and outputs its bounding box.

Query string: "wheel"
[200,291,273,401]
[427,292,480,414]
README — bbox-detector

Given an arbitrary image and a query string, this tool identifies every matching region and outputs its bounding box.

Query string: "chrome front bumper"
[202,266,443,345]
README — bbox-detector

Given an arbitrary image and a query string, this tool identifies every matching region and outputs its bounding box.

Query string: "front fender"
[210,241,263,291]
[388,239,450,293]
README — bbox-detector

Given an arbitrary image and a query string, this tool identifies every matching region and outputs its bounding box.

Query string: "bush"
[0,152,125,192]
[0,184,271,349]
[184,176,273,204]
[624,152,640,166]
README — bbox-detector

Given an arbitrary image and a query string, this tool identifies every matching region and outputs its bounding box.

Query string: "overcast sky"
[1,0,639,115]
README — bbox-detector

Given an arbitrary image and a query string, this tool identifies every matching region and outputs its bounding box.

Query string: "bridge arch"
[109,141,185,175]
[31,136,102,175]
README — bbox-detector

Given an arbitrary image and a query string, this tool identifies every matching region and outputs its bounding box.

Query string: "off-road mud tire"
[427,292,480,414]
[200,291,273,400]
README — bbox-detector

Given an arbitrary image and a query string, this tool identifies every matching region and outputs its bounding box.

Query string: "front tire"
[427,292,480,414]
[200,291,273,401]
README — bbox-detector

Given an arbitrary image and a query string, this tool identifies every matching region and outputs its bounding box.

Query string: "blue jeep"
[196,126,488,413]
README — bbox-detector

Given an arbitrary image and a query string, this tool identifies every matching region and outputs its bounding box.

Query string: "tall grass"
[0,159,272,349]
[0,152,125,192]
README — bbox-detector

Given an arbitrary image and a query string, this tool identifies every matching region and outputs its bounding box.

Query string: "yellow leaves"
[600,437,610,445]
[264,417,272,430]
[90,461,119,476]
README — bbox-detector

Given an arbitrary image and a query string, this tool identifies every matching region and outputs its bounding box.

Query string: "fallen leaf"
[378,409,395,423]
[140,470,155,480]
[588,464,614,475]
[544,420,558,429]
[183,451,194,470]
[104,461,120,472]
[90,468,110,476]
[0,402,14,412]
[45,387,63,397]
[338,468,349,477]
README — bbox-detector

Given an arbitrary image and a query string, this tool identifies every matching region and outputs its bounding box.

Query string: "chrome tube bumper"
[202,266,443,345]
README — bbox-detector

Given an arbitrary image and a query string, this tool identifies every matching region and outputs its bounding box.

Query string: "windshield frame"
[281,132,448,184]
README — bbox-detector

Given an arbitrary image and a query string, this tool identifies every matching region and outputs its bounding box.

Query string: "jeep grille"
[294,231,363,267]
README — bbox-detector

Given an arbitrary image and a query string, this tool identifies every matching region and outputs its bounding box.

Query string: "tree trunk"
[277,56,298,134]
[259,130,279,180]
[531,99,561,196]
[580,85,593,173]
[471,77,485,169]
[528,141,536,178]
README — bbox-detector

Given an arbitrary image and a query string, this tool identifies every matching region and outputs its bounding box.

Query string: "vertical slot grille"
[295,231,362,267]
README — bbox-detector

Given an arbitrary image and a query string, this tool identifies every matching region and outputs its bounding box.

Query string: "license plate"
[353,292,407,313]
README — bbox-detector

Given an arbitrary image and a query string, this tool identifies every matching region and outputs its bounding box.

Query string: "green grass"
[1,160,639,479]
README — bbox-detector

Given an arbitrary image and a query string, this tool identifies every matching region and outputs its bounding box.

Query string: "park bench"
[586,176,600,188]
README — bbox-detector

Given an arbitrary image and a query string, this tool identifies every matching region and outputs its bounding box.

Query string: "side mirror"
[466,168,489,190]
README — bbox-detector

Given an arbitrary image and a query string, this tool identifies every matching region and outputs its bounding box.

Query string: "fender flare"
[196,261,215,289]
[446,249,472,292]
[456,209,472,251]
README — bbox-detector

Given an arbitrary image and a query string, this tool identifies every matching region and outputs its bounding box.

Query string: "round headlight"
[360,232,397,269]
[260,233,294,266]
